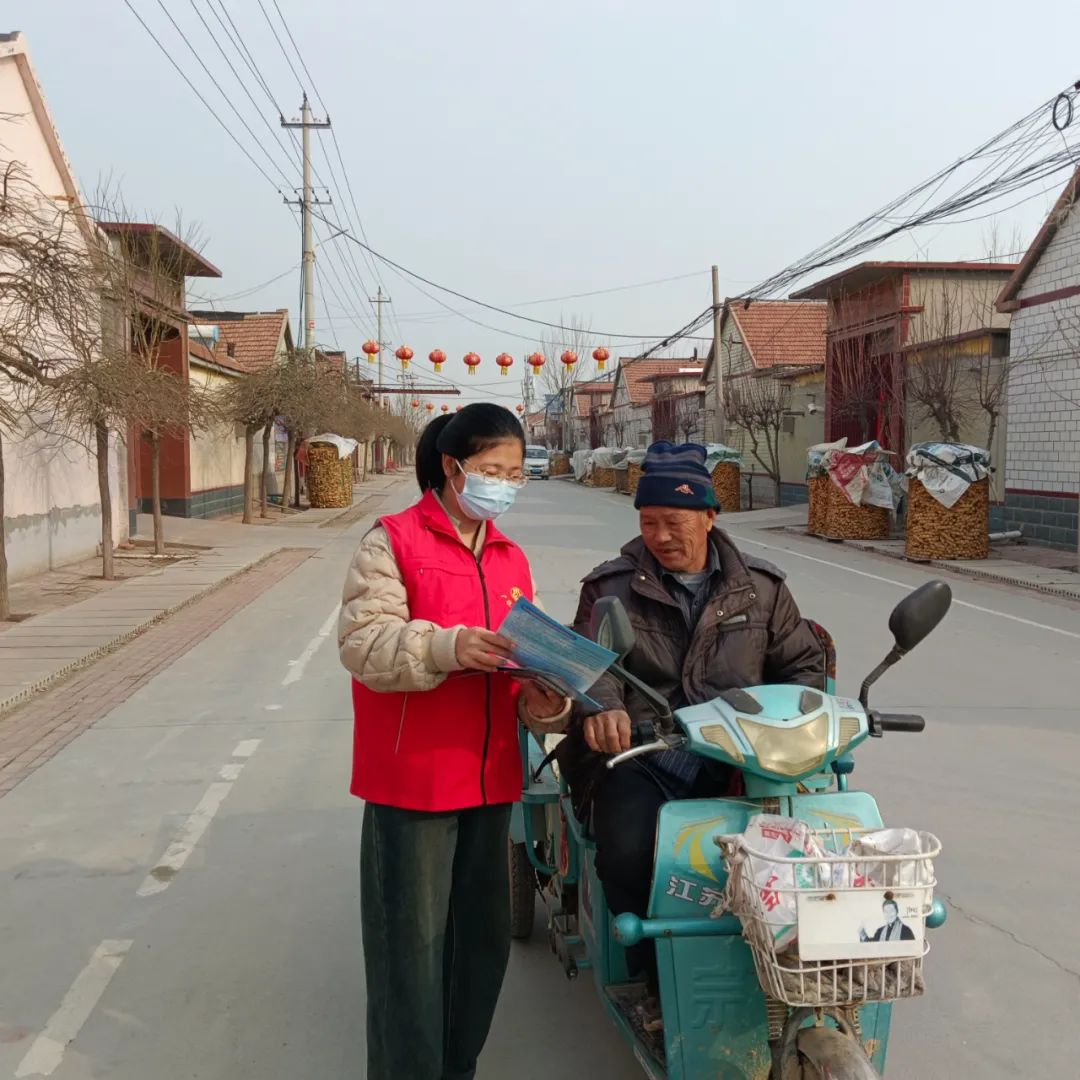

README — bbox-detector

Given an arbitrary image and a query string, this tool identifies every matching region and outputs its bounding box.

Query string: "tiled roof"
[729,300,827,370]
[188,309,291,373]
[615,358,700,406]
[187,338,243,374]
[572,381,614,418]
[997,165,1080,310]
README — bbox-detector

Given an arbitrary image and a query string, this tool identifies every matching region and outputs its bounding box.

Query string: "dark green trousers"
[360,801,513,1079]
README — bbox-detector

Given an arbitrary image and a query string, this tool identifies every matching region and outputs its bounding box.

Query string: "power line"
[312,208,704,341]
[260,0,403,340]
[186,0,300,184]
[151,0,294,189]
[242,0,398,341]
[121,1,282,190]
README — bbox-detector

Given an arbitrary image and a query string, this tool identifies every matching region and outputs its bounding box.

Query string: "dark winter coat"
[558,528,827,800]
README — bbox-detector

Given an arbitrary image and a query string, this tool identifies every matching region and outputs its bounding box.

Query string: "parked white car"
[524,445,550,480]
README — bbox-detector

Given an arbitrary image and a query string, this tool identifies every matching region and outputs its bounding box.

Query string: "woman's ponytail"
[415,413,456,492]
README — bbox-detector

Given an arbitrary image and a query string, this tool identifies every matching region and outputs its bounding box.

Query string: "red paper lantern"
[592,346,610,372]
[395,345,414,370]
[496,352,514,377]
[528,352,546,376]
[362,339,379,364]
[560,350,578,370]
[441,404,450,413]
[464,352,482,376]
[515,404,525,415]
[456,405,463,412]
[425,402,434,413]
[410,399,420,409]
[429,348,446,373]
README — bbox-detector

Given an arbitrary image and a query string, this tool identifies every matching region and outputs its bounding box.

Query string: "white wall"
[0,44,126,579]
[1005,205,1080,495]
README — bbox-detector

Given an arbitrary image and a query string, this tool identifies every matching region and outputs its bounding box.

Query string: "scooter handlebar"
[869,712,926,736]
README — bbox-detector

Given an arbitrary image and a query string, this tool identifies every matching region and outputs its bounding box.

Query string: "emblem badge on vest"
[501,586,524,608]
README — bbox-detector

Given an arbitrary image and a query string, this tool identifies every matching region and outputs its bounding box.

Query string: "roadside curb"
[781,526,1080,602]
[0,548,288,717]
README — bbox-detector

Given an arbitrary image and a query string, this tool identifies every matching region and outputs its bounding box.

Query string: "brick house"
[570,380,614,449]
[644,372,706,444]
[609,358,702,448]
[702,299,827,505]
[996,166,1080,549]
[188,309,294,516]
[791,262,1015,461]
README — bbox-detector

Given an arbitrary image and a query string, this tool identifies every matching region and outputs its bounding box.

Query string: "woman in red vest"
[339,403,568,1079]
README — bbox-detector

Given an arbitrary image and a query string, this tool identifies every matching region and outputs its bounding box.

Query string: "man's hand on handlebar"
[584,710,633,755]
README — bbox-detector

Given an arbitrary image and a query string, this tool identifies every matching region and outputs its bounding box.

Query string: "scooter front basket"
[717,827,940,1009]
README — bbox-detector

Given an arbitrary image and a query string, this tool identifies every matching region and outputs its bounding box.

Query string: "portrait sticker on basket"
[796,888,927,961]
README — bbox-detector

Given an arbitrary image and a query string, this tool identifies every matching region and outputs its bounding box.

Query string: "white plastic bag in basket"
[740,816,826,950]
[846,828,934,888]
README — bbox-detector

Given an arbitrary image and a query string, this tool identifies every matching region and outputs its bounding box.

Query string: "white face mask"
[455,463,520,520]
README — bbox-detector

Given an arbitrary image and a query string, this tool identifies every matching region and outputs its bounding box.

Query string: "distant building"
[702,299,826,506]
[187,310,295,516]
[609,358,702,448]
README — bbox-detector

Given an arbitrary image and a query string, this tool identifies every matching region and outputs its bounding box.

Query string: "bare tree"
[677,393,703,441]
[215,367,280,524]
[725,373,790,506]
[539,313,595,451]
[0,156,133,583]
[903,282,975,442]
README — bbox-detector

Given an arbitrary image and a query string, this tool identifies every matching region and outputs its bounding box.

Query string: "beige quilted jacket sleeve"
[338,525,465,693]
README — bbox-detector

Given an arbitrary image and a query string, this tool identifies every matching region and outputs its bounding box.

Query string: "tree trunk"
[95,421,114,581]
[0,433,9,621]
[150,433,165,555]
[281,430,297,513]
[242,425,256,525]
[292,444,302,509]
[260,423,271,518]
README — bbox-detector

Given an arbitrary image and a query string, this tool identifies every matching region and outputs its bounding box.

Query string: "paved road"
[0,478,1077,1078]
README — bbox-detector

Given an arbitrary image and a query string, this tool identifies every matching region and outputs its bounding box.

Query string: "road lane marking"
[16,939,133,1078]
[282,606,339,686]
[728,532,1080,641]
[137,739,261,898]
[137,782,233,897]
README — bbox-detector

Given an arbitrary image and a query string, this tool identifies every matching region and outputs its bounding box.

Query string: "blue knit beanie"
[634,441,719,511]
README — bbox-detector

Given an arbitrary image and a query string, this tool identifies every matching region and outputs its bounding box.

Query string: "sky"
[10,0,1080,413]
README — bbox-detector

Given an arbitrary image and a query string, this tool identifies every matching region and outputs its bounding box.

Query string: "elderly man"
[563,442,826,1003]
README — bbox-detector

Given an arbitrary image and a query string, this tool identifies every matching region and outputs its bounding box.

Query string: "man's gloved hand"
[583,710,633,755]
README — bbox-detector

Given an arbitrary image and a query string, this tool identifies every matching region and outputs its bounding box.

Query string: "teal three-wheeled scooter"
[509,581,951,1079]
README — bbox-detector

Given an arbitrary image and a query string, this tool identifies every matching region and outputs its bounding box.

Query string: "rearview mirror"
[888,581,952,654]
[590,596,636,659]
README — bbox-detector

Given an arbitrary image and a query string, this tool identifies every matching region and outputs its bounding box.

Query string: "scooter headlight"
[736,712,830,778]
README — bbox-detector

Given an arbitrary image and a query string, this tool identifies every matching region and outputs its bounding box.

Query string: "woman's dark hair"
[415,403,525,493]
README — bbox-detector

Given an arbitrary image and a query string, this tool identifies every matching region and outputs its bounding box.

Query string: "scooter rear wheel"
[509,840,536,940]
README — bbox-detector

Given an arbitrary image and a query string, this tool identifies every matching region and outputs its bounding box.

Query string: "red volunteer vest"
[350,490,534,811]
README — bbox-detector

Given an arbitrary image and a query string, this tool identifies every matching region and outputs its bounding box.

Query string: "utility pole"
[711,264,725,443]
[282,95,331,352]
[368,286,392,473]
[369,286,392,406]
